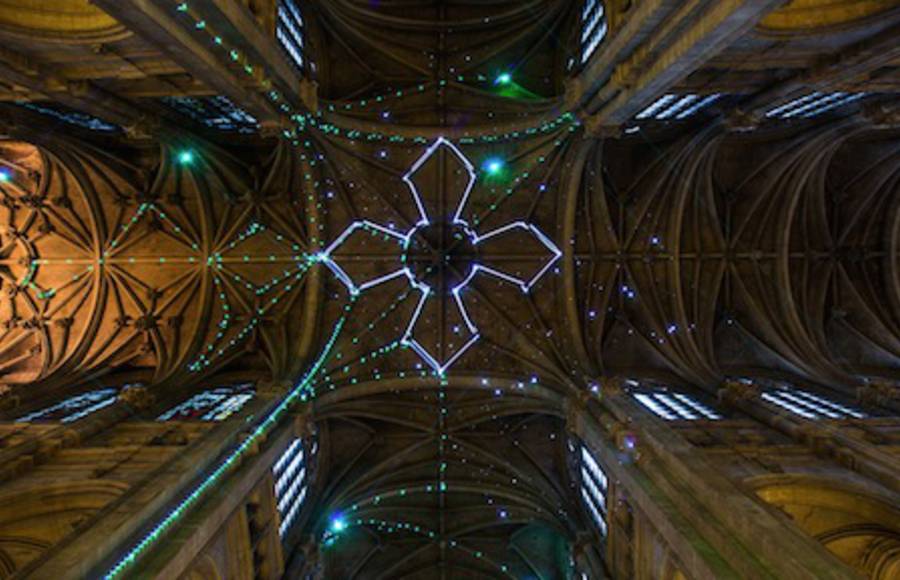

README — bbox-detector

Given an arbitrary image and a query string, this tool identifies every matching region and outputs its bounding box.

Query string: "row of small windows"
[13,383,255,424]
[156,383,255,421]
[277,0,308,73]
[19,95,258,135]
[632,390,722,421]
[627,379,868,422]
[580,444,609,538]
[16,102,120,133]
[630,91,874,125]
[15,387,123,423]
[635,93,724,121]
[753,382,867,420]
[580,0,608,64]
[764,92,867,119]
[273,437,311,537]
[12,380,869,426]
[161,96,259,134]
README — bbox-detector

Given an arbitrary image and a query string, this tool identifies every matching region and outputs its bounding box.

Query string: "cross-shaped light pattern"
[318,138,561,374]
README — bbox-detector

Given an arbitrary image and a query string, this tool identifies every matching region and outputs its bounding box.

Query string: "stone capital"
[583,115,623,138]
[117,384,155,411]
[565,392,591,437]
[862,101,900,129]
[857,379,898,407]
[256,379,293,398]
[299,79,319,113]
[718,379,760,404]
[724,108,761,132]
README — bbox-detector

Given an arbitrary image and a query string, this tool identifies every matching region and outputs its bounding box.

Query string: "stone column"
[570,381,860,580]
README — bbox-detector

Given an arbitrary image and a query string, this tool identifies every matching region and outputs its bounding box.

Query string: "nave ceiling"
[0,0,898,578]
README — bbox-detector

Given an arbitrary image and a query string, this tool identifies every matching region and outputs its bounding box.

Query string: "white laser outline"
[319,138,562,374]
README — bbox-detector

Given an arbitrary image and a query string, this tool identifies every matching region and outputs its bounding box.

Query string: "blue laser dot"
[484,158,504,175]
[495,72,512,85]
[177,150,194,165]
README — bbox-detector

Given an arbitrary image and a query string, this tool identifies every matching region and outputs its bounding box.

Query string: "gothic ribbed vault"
[0,1,898,579]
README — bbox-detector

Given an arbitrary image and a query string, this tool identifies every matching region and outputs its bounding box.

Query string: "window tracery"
[733,378,868,420]
[579,443,608,538]
[580,0,608,64]
[14,387,125,423]
[156,383,255,422]
[760,386,867,420]
[764,92,868,119]
[634,93,724,121]
[161,96,259,133]
[626,381,722,421]
[277,0,309,73]
[273,436,311,538]
[17,102,120,132]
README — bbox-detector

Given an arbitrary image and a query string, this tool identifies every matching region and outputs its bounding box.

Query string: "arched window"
[764,92,868,119]
[580,0,608,64]
[625,380,722,421]
[16,102,120,132]
[736,379,867,420]
[273,436,312,537]
[277,0,310,74]
[0,481,127,575]
[750,476,900,578]
[161,96,258,134]
[157,383,255,422]
[15,386,132,423]
[579,442,608,538]
[634,93,724,121]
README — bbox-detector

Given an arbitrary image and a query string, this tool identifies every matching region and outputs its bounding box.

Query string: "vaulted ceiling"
[0,0,899,577]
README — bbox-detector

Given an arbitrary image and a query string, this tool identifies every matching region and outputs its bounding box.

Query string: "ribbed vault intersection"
[0,0,897,579]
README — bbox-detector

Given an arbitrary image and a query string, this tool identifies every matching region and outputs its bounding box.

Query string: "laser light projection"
[318,138,561,374]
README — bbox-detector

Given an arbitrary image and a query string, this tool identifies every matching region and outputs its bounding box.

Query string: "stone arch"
[747,474,900,578]
[179,554,222,580]
[0,0,129,43]
[0,479,127,577]
[756,0,900,35]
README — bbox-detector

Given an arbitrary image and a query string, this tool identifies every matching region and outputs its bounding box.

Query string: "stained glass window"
[157,383,255,421]
[162,96,258,133]
[15,387,122,423]
[17,102,121,132]
[580,444,608,537]
[580,0,607,64]
[274,437,309,537]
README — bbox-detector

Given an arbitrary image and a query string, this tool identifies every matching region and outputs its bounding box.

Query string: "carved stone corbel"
[299,78,319,113]
[565,390,591,438]
[583,114,623,139]
[856,379,898,408]
[718,379,761,405]
[0,383,18,412]
[118,384,155,411]
[725,108,761,132]
[862,101,900,129]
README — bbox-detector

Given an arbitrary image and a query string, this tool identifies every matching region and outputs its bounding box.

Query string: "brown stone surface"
[0,1,897,579]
